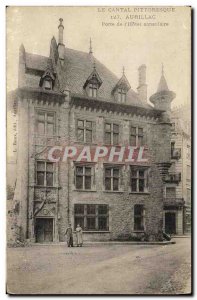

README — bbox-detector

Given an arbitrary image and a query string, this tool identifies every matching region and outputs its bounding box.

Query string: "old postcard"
[6,6,191,295]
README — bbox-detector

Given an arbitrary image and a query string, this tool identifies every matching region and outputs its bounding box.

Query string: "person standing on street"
[65,223,73,247]
[76,224,83,247]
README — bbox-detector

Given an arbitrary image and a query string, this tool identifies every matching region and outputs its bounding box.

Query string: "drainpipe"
[64,88,71,224]
[67,107,71,224]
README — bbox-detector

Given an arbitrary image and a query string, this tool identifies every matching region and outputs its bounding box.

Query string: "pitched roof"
[112,73,131,94]
[157,74,169,92]
[83,65,103,89]
[24,47,151,108]
[25,53,53,72]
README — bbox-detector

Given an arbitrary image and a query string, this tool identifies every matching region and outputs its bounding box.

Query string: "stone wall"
[14,93,172,242]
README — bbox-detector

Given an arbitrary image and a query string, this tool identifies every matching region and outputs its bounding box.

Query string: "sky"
[6,6,191,158]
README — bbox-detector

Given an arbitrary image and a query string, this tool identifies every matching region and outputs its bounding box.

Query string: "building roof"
[157,74,169,92]
[25,53,53,72]
[157,66,169,92]
[24,47,151,109]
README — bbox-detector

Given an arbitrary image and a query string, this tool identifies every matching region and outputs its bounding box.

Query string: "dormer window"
[43,78,52,90]
[118,88,126,103]
[112,68,131,103]
[39,62,55,91]
[89,83,98,98]
[83,63,102,98]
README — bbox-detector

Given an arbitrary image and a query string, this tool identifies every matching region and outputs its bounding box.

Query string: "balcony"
[164,197,185,207]
[164,172,181,183]
[171,148,181,160]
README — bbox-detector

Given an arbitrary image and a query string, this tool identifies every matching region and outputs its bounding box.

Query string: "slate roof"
[157,73,169,92]
[25,53,53,72]
[24,47,151,108]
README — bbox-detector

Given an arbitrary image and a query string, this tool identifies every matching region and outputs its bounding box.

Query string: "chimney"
[58,18,65,60]
[137,64,147,102]
[58,18,64,44]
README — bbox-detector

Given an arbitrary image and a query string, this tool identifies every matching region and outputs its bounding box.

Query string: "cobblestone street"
[7,237,191,295]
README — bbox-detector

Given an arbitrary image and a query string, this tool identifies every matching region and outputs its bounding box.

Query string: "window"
[74,204,109,231]
[134,205,145,231]
[104,123,119,145]
[118,88,126,103]
[130,167,149,193]
[187,165,191,181]
[130,126,144,146]
[105,167,120,191]
[43,79,52,90]
[75,165,94,190]
[187,188,191,203]
[171,142,175,157]
[36,161,54,186]
[36,111,55,136]
[166,187,176,198]
[77,119,93,143]
[88,84,98,98]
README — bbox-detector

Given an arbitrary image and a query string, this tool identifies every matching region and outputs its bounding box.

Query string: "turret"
[150,65,175,113]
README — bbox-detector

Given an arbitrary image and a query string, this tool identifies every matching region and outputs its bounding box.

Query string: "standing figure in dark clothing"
[65,223,73,247]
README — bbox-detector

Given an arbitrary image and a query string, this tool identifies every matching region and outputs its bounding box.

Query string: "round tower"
[150,65,176,112]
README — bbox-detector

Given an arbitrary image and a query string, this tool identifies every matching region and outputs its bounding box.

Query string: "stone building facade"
[163,104,191,235]
[10,19,177,243]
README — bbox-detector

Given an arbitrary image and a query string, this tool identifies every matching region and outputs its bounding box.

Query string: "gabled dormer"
[39,60,55,91]
[112,68,131,103]
[83,63,102,98]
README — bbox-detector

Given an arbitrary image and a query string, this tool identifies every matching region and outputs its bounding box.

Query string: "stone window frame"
[130,166,149,193]
[104,164,123,192]
[35,110,56,137]
[104,121,120,145]
[76,119,94,143]
[43,78,53,90]
[133,204,145,232]
[36,160,54,187]
[117,88,126,103]
[88,83,98,98]
[74,163,96,191]
[130,125,144,147]
[74,204,109,231]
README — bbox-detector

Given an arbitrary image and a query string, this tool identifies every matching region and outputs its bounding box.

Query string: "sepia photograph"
[6,6,191,295]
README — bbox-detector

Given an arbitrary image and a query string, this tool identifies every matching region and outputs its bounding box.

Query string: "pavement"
[30,240,176,246]
[7,237,191,295]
